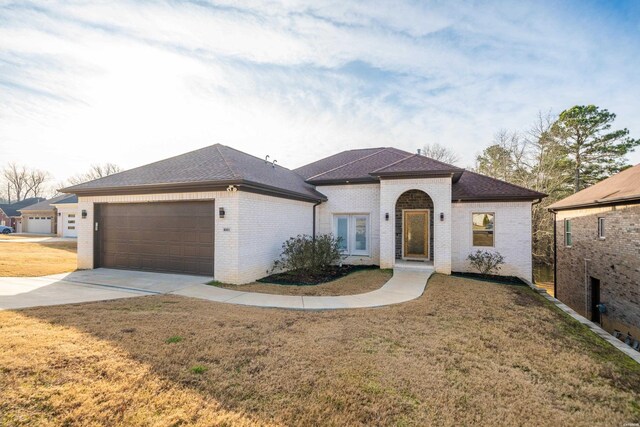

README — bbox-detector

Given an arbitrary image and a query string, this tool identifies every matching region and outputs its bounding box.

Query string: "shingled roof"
[0,198,46,217]
[62,144,326,202]
[295,148,544,201]
[20,194,77,212]
[548,163,640,210]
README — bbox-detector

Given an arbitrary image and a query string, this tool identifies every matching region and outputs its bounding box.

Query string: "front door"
[403,210,429,259]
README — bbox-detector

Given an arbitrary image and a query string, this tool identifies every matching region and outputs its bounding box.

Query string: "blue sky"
[1,0,639,185]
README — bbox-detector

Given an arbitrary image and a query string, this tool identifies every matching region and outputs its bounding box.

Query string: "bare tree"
[421,143,460,165]
[24,169,51,198]
[67,163,123,185]
[2,163,28,202]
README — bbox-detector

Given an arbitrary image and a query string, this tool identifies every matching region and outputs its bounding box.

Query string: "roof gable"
[548,163,640,210]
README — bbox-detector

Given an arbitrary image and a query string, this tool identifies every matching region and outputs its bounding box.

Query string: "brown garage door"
[96,201,214,276]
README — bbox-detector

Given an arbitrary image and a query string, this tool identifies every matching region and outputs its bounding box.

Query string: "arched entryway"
[395,190,434,261]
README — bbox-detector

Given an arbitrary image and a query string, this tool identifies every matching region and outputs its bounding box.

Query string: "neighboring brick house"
[19,194,78,236]
[0,197,45,231]
[62,144,545,284]
[549,164,640,340]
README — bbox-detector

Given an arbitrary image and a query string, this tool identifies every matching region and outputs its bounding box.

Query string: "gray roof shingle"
[0,197,45,217]
[20,194,77,211]
[63,144,325,201]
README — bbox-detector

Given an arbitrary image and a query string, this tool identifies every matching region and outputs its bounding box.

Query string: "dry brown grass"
[0,242,77,276]
[0,234,54,240]
[215,268,393,296]
[1,274,639,426]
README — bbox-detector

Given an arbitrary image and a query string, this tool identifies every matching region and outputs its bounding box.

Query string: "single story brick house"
[549,164,640,340]
[19,194,78,235]
[62,144,545,284]
[0,197,45,232]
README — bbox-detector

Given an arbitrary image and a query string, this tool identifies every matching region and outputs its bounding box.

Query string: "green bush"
[272,234,343,274]
[467,250,505,276]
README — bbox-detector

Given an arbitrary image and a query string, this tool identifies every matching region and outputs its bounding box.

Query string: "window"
[472,213,494,247]
[68,214,76,218]
[68,226,75,230]
[598,217,605,239]
[68,220,75,224]
[333,214,370,255]
[564,219,572,246]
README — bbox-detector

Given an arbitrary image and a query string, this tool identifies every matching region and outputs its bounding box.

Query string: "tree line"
[1,163,122,204]
[426,105,639,265]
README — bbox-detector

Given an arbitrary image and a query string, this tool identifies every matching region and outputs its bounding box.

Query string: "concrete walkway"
[172,267,433,310]
[0,269,207,310]
[0,236,76,243]
[0,267,432,311]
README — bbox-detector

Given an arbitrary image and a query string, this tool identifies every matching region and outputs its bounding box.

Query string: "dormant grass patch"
[1,274,638,426]
[0,241,77,276]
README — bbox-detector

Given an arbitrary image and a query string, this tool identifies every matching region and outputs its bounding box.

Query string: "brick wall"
[555,204,640,338]
[380,177,452,273]
[451,201,533,279]
[394,190,434,260]
[236,192,314,284]
[316,184,381,265]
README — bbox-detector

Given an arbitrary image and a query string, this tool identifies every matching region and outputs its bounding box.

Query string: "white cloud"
[0,0,639,187]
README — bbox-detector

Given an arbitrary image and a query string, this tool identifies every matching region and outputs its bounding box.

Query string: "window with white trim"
[333,214,370,256]
[597,217,605,239]
[564,219,572,246]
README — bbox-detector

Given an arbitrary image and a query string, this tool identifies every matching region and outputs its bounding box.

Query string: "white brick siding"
[380,177,452,273]
[236,192,313,283]
[77,191,313,285]
[75,181,534,284]
[316,184,381,265]
[451,201,533,280]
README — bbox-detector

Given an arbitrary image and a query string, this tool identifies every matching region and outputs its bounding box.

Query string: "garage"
[96,201,215,276]
[27,216,53,234]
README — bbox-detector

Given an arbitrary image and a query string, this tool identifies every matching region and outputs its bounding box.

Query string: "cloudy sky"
[1,0,639,184]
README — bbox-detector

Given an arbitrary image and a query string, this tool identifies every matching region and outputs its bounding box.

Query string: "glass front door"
[404,210,429,258]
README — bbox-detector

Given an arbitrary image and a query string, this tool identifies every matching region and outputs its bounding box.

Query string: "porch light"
[219,207,226,218]
[440,212,444,221]
[81,210,87,219]
[385,213,389,221]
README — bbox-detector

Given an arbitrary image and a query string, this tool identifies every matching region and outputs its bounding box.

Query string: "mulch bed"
[257,265,379,286]
[451,272,526,286]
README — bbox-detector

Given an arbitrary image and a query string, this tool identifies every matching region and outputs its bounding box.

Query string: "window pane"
[336,217,348,251]
[472,213,494,246]
[354,217,367,251]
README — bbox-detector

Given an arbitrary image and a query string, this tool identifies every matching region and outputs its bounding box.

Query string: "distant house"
[0,197,45,231]
[549,164,640,340]
[61,144,545,284]
[19,194,78,236]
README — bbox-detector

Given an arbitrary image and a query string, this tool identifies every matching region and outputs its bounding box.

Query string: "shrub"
[467,250,505,276]
[272,234,343,274]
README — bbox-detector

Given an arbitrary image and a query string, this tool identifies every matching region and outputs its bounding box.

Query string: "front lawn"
[213,268,393,296]
[0,241,77,276]
[1,274,638,426]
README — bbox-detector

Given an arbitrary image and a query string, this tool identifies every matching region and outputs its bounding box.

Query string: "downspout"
[312,201,322,242]
[312,201,322,268]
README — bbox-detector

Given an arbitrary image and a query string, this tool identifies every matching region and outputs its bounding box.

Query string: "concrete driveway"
[0,269,210,310]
